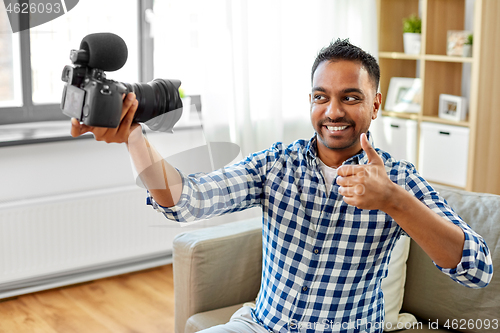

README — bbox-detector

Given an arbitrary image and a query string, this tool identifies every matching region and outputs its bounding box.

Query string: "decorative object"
[402,14,421,54]
[463,33,473,57]
[438,94,467,121]
[385,77,422,113]
[447,30,471,56]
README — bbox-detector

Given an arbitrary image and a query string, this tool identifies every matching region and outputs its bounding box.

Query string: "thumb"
[361,133,383,165]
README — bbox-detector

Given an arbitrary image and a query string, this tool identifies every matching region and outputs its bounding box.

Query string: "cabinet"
[419,122,470,188]
[370,116,418,164]
[376,0,500,194]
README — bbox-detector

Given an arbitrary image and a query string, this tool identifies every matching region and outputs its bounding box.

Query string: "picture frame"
[446,30,471,56]
[385,77,422,113]
[438,94,468,122]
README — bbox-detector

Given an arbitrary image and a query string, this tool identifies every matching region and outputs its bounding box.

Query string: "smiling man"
[71,39,492,333]
[310,56,381,168]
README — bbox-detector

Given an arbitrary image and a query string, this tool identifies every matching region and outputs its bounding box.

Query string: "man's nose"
[325,100,344,119]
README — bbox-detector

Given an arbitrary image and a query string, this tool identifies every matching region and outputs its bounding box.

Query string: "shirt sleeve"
[404,166,493,289]
[146,142,283,222]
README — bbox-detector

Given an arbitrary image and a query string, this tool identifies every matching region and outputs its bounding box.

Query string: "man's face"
[310,60,381,155]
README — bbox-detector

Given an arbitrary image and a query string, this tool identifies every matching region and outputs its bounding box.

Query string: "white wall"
[1,126,205,203]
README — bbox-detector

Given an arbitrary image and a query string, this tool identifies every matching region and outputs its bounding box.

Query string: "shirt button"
[314,248,320,254]
[302,286,308,292]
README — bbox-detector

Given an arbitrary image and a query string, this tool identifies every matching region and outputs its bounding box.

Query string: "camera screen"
[62,85,86,119]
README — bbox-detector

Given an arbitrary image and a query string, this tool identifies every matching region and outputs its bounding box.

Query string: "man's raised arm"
[70,92,182,207]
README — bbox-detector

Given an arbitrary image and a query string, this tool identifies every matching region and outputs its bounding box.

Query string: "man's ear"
[372,92,382,120]
[309,93,312,104]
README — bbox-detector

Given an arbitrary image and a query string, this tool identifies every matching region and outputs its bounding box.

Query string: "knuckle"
[355,184,365,195]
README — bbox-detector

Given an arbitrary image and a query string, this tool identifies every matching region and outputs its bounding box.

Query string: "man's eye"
[344,96,358,102]
[314,95,325,101]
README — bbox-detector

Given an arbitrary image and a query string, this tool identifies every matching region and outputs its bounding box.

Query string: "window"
[0,14,22,107]
[0,0,144,125]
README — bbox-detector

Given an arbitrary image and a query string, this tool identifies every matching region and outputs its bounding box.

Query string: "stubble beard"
[316,117,359,151]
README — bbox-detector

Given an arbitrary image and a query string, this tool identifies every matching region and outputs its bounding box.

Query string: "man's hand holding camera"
[70,92,139,143]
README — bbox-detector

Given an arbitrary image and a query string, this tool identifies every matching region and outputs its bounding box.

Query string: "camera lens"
[122,79,182,131]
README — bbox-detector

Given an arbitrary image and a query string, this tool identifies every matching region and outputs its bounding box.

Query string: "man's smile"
[323,124,350,134]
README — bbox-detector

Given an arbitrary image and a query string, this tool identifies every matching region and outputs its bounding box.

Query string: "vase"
[462,44,472,57]
[403,33,421,55]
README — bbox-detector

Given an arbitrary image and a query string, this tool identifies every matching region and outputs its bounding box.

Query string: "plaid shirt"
[148,133,492,333]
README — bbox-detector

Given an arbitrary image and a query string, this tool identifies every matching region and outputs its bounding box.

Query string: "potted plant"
[463,33,473,57]
[403,14,422,54]
[178,87,192,125]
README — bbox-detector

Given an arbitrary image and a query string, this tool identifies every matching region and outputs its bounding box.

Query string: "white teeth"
[326,125,347,131]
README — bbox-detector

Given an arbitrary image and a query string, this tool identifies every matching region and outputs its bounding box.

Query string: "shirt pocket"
[329,205,396,266]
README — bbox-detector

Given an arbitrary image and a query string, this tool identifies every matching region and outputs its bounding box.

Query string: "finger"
[342,195,359,207]
[70,118,81,137]
[71,118,94,137]
[336,175,362,187]
[361,133,383,165]
[339,184,366,197]
[106,92,137,139]
[337,164,368,177]
[120,93,137,122]
[117,99,139,141]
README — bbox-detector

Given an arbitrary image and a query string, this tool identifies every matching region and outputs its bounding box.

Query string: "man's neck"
[317,143,362,168]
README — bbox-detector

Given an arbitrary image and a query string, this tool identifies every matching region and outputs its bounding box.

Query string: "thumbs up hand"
[337,133,396,211]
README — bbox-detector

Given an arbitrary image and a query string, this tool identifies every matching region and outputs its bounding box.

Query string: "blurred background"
[0,0,378,299]
[0,0,377,153]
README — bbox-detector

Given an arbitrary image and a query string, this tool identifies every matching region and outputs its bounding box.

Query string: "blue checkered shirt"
[148,134,493,333]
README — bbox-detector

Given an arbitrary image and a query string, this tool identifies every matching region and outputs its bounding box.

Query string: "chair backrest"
[403,185,500,333]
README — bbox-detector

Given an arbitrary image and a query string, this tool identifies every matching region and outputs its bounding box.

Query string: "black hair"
[311,38,380,91]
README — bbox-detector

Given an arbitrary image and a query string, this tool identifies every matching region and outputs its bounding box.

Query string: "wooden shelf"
[421,116,469,127]
[379,52,420,60]
[377,0,500,195]
[380,112,469,127]
[381,111,419,120]
[424,54,473,63]
[379,52,474,63]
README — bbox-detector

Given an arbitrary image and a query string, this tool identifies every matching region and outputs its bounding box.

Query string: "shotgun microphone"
[71,32,128,72]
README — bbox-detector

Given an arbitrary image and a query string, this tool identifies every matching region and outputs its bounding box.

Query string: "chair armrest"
[173,217,262,333]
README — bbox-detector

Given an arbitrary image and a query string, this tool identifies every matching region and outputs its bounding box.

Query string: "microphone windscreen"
[80,33,128,71]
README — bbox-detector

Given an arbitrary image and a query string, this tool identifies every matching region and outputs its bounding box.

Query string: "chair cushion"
[184,304,243,333]
[381,235,417,331]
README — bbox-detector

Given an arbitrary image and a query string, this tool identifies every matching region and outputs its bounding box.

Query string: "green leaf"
[403,14,421,34]
[179,87,186,99]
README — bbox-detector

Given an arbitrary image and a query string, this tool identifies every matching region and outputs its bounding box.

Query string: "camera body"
[61,56,127,128]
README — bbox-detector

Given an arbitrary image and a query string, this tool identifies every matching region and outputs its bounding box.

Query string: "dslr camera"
[61,33,182,131]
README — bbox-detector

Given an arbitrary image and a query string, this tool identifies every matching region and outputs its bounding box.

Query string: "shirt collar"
[306,131,376,166]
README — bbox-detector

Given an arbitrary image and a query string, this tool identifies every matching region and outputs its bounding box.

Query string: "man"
[71,39,492,333]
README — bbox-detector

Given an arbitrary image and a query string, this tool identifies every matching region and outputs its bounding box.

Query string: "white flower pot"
[403,33,421,55]
[462,44,472,57]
